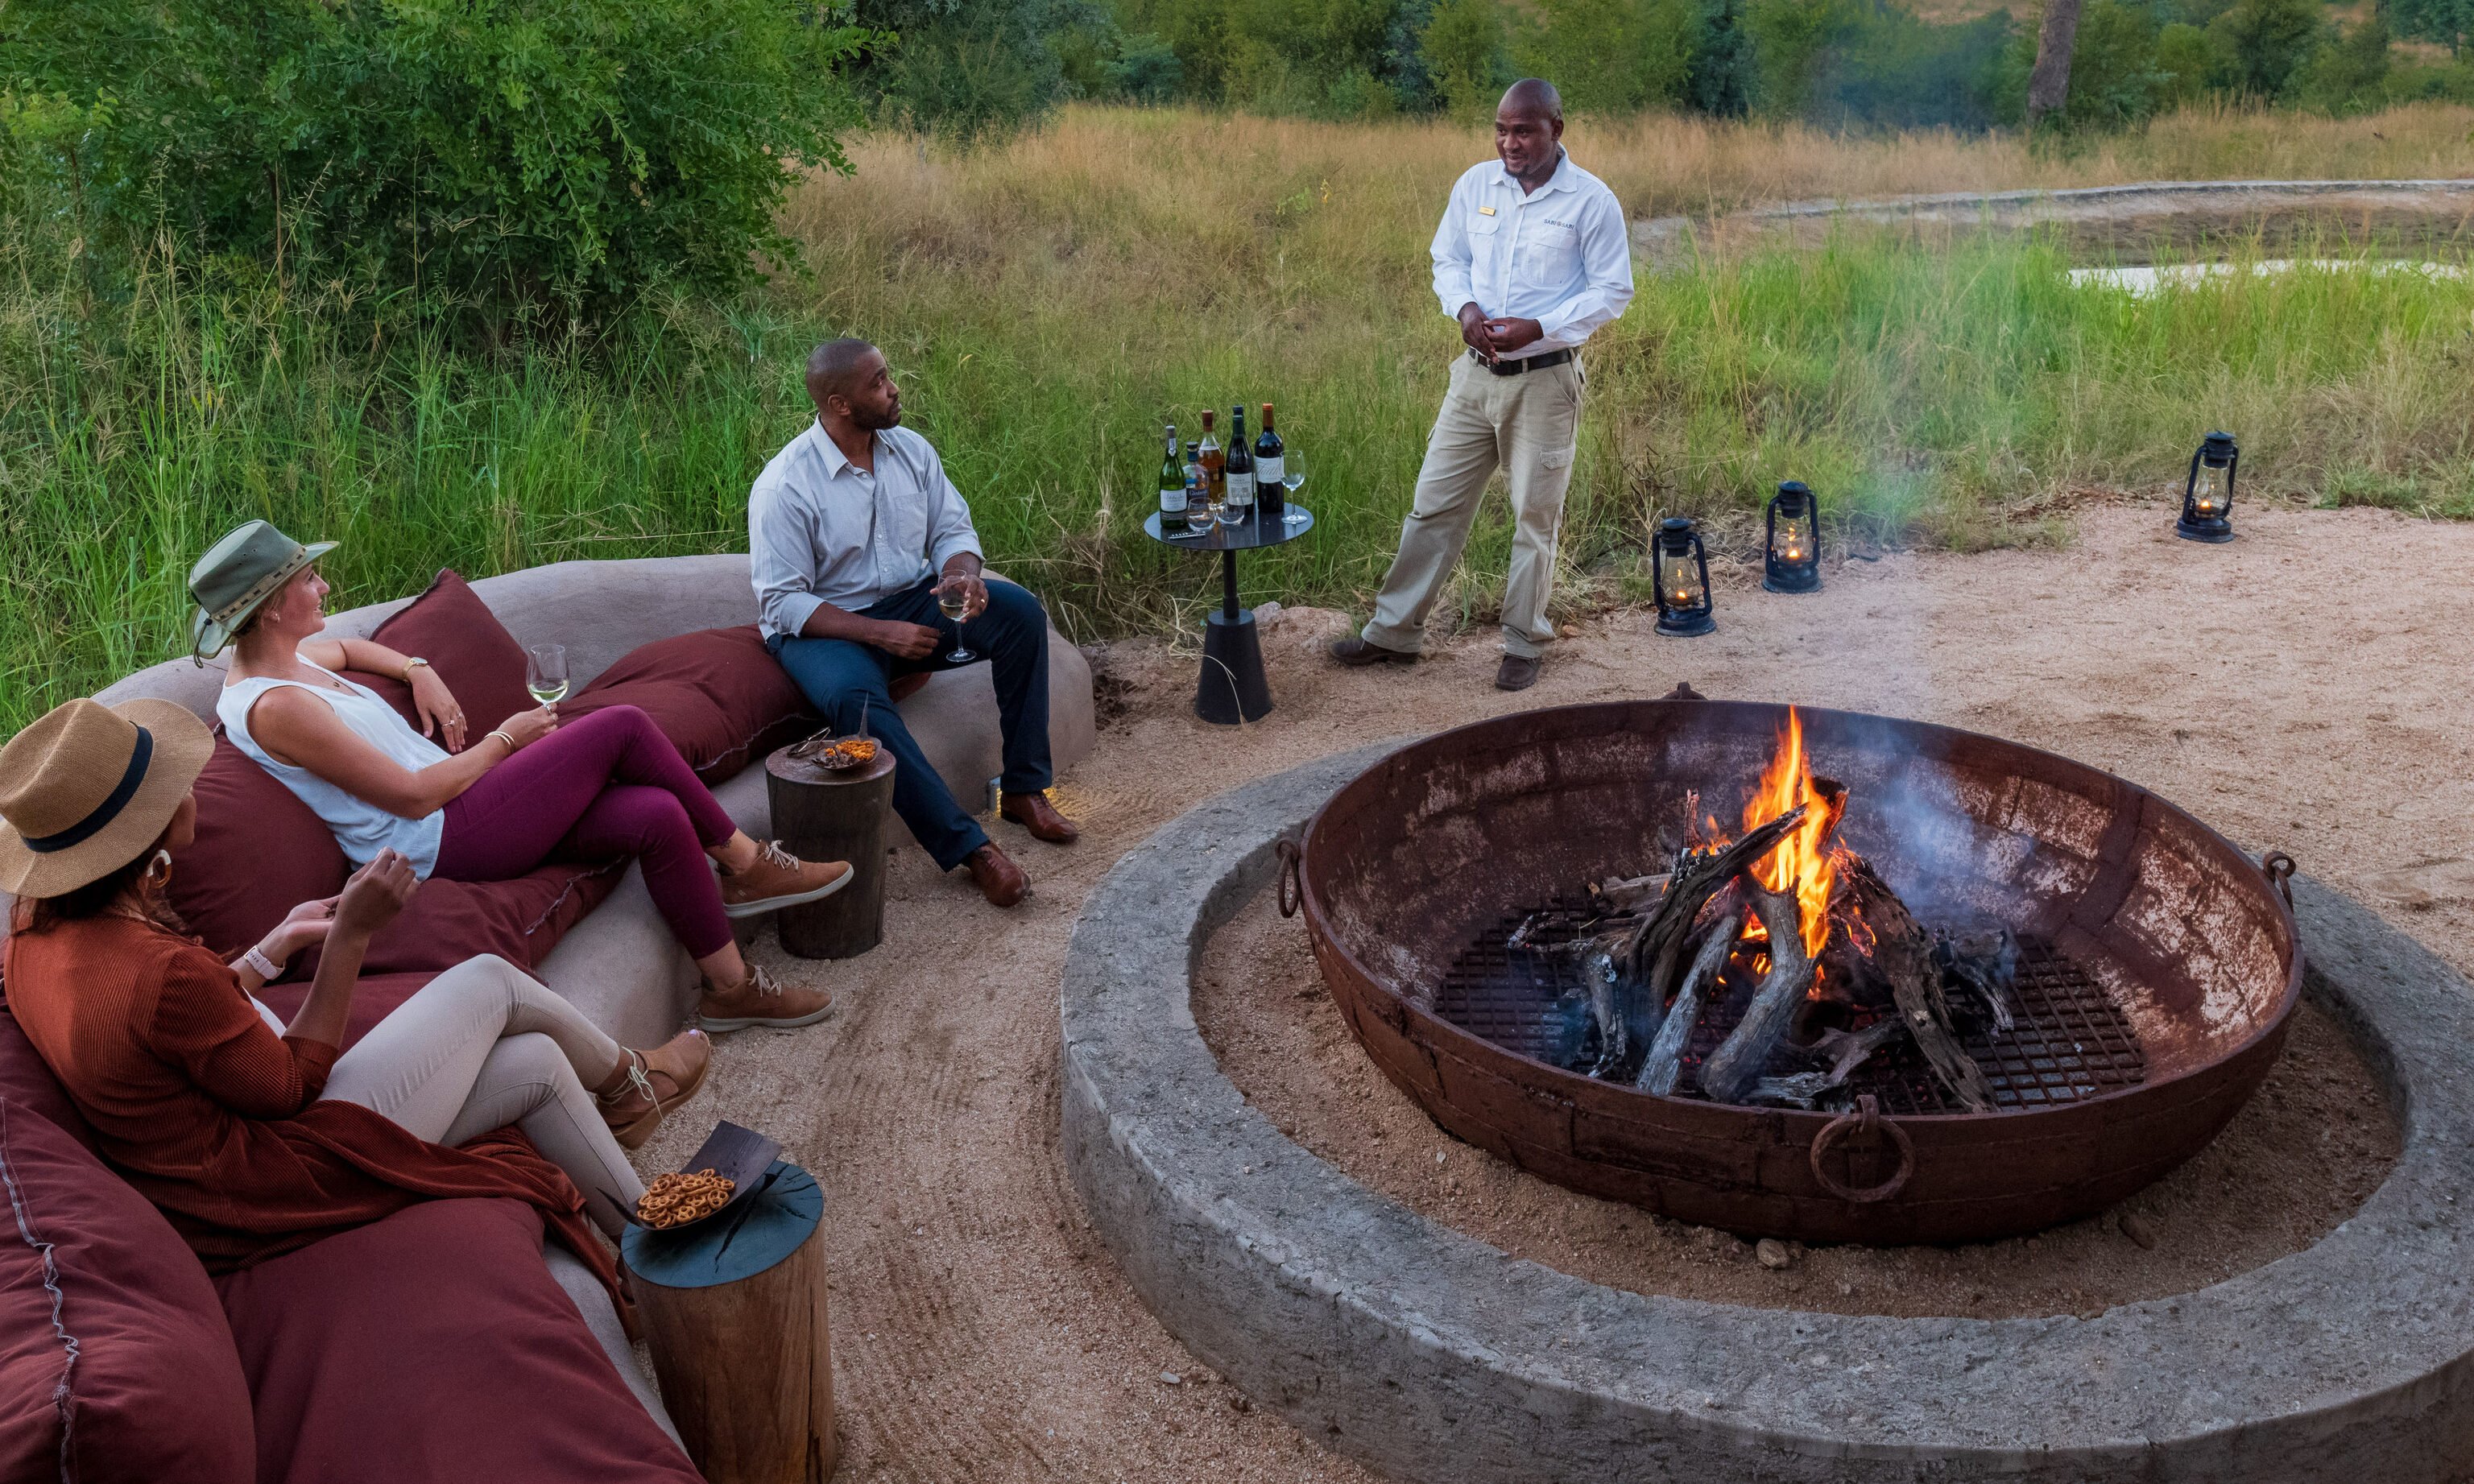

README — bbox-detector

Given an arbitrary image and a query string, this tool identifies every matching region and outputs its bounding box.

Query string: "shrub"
[2205,0,2327,98]
[2293,17,2393,114]
[1512,0,1697,113]
[2153,22,2219,106]
[1689,0,1760,118]
[853,0,1097,138]
[1990,0,2170,128]
[2389,0,2472,56]
[1420,0,1515,115]
[0,0,869,320]
[1751,0,2012,127]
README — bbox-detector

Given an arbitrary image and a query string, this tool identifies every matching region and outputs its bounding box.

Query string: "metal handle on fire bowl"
[1276,837,1305,920]
[1807,1094,1916,1203]
[2261,850,2298,911]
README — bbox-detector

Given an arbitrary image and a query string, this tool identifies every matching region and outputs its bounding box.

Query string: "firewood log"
[1841,856,1995,1112]
[1697,877,1818,1104]
[1620,804,1806,1003]
[1635,888,1741,1096]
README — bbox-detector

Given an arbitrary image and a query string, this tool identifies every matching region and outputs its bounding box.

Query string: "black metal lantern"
[1763,481,1821,593]
[1653,517,1715,637]
[2177,431,2238,544]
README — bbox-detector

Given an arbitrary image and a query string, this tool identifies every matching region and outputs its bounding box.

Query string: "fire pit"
[1297,698,2300,1244]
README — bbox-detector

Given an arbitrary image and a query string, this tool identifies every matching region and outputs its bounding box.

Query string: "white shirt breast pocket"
[1523,220,1581,284]
[1467,213,1502,277]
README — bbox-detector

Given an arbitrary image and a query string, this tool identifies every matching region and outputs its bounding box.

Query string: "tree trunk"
[2025,0,2085,126]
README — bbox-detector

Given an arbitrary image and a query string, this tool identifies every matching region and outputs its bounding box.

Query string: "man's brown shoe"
[1000,790,1079,844]
[1329,635,1416,667]
[720,841,853,920]
[697,965,834,1033]
[1495,654,1541,692]
[964,842,1028,907]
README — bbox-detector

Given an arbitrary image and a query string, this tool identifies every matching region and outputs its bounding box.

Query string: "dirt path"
[635,499,2474,1483]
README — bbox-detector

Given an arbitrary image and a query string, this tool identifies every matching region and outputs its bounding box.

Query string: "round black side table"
[1144,506,1316,725]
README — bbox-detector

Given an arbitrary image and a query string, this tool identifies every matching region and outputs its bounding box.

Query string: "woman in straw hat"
[0,696,715,1298]
[191,519,841,1034]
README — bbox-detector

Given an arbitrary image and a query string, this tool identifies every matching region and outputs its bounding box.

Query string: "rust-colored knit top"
[1,914,615,1296]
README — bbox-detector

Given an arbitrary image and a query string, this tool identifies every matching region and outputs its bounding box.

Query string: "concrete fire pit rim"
[1061,739,2473,1474]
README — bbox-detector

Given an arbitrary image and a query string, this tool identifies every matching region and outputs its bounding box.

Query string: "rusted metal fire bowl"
[1297,699,2302,1244]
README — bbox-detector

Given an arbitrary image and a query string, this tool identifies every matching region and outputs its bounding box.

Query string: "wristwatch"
[402,656,431,681]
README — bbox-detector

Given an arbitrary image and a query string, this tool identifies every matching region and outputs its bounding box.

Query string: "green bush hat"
[188,520,336,664]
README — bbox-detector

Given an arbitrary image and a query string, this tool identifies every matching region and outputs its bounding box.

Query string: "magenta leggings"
[433,706,737,959]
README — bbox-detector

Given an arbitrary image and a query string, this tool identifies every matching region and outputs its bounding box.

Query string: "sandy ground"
[634,499,2474,1483]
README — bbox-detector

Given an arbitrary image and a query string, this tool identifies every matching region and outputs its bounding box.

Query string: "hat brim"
[0,700,217,899]
[190,541,337,662]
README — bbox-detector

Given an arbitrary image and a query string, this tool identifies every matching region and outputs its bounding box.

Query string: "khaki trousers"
[320,953,645,1234]
[1363,353,1582,659]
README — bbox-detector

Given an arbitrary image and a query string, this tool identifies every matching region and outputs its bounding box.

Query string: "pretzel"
[635,1168,737,1228]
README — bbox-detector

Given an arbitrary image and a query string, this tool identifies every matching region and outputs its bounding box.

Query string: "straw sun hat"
[0,698,215,898]
[188,519,337,663]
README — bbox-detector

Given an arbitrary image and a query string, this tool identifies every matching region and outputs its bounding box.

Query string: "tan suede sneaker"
[697,964,834,1033]
[719,841,853,920]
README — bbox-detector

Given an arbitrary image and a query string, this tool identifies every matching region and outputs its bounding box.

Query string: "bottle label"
[1227,470,1256,504]
[1162,485,1186,515]
[1256,456,1283,489]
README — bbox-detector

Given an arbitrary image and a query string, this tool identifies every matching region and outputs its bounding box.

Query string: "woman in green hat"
[188,520,842,1034]
[0,695,713,1298]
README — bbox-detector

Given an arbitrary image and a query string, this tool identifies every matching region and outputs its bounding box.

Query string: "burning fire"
[1738,709,1847,961]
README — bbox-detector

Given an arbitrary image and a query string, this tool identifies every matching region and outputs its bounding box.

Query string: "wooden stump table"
[624,1162,836,1482]
[765,745,896,959]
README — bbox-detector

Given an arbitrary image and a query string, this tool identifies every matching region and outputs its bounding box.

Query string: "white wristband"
[242,945,283,982]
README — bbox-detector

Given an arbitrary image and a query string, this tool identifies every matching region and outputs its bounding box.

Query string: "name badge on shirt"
[1479,206,1496,216]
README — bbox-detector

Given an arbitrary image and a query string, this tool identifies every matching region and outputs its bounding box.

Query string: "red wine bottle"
[1254,403,1285,523]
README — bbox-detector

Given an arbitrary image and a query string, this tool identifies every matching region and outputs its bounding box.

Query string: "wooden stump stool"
[765,745,896,960]
[624,1162,835,1482]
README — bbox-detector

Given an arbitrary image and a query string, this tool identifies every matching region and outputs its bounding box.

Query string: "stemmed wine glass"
[1280,453,1308,527]
[525,643,569,705]
[937,578,976,664]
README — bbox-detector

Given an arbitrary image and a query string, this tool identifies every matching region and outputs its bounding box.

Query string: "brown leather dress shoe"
[963,842,1029,907]
[1000,790,1079,843]
[1329,635,1417,667]
[1495,654,1541,692]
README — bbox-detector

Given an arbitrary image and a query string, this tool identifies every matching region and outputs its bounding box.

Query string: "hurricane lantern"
[1763,481,1822,593]
[2177,432,2238,544]
[1653,518,1715,638]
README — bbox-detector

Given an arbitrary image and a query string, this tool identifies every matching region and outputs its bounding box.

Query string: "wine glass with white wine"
[937,578,976,664]
[525,643,569,706]
[1280,452,1308,527]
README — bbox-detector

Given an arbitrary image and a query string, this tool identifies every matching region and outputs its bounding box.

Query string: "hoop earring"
[146,849,173,888]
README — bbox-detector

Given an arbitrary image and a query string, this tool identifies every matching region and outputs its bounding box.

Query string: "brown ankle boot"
[594,1028,712,1150]
[697,964,834,1033]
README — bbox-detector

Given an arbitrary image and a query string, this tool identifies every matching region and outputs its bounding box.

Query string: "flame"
[1740,709,1843,960]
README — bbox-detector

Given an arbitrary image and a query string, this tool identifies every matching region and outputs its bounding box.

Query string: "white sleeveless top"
[217,660,449,877]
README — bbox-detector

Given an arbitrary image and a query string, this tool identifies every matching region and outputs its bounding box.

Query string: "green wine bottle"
[1158,423,1186,530]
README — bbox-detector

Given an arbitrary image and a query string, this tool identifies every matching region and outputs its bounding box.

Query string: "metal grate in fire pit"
[1435,897,2145,1114]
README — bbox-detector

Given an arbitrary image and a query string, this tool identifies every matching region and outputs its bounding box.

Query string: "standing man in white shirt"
[749,339,1078,910]
[1330,78,1635,692]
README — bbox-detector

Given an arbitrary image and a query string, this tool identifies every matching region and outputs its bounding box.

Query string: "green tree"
[2292,16,2393,112]
[1513,0,1696,112]
[2389,0,2472,55]
[1689,0,1758,117]
[0,0,867,317]
[2153,21,2218,105]
[1420,0,1513,114]
[1991,0,2170,127]
[2206,0,2327,97]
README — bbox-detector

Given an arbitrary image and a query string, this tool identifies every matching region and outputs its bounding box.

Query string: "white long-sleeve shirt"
[748,420,985,642]
[1430,150,1634,362]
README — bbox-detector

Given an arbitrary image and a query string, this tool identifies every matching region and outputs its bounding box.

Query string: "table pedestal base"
[1196,608,1272,725]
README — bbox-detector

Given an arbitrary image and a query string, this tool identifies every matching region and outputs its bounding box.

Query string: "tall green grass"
[6,112,2473,734]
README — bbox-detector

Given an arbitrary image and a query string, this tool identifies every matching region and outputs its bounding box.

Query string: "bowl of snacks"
[786,729,881,772]
[627,1121,781,1235]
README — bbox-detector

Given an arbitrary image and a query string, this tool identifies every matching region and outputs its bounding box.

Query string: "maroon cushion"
[0,1094,253,1484]
[277,860,621,993]
[0,1009,93,1151]
[567,625,818,783]
[344,570,534,738]
[251,971,432,1052]
[216,1197,698,1484]
[168,738,352,961]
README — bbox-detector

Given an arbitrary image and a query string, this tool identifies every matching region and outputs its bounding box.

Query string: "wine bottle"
[1184,440,1210,532]
[1198,410,1224,511]
[1223,404,1256,523]
[1254,403,1285,524]
[1158,423,1186,529]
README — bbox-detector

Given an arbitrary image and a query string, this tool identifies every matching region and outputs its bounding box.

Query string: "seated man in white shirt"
[1329,77,1635,692]
[749,339,1078,908]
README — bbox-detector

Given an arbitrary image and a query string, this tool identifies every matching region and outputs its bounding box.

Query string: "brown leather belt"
[1471,348,1574,377]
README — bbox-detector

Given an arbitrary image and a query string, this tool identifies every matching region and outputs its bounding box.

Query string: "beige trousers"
[320,954,645,1234]
[1363,353,1583,659]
